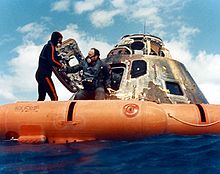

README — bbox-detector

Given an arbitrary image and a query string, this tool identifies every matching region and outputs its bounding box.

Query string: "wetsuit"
[67,58,111,100]
[35,40,62,101]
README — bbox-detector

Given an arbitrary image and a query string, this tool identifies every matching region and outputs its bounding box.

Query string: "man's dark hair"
[51,31,63,46]
[91,48,100,57]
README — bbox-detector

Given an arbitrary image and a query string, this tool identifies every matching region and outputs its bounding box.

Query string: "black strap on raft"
[67,102,76,121]
[196,104,206,122]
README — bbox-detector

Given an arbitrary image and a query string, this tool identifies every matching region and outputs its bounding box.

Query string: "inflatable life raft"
[0,100,220,144]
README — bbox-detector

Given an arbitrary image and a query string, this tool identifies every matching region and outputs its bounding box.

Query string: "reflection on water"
[0,134,220,174]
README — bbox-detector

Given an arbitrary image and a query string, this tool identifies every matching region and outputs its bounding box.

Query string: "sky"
[0,0,220,104]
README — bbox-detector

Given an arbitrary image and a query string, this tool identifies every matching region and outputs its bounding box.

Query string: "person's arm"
[47,44,62,67]
[66,64,82,73]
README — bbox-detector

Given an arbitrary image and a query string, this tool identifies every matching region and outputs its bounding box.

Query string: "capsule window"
[107,47,131,59]
[150,41,160,55]
[165,81,183,96]
[131,41,145,50]
[131,60,147,78]
[111,64,125,90]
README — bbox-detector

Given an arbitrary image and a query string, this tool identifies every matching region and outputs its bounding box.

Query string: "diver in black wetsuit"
[35,31,63,101]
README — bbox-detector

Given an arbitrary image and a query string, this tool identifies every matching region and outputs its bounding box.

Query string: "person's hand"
[61,63,67,68]
[59,63,67,72]
[107,88,116,94]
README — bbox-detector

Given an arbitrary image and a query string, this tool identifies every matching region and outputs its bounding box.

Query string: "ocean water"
[0,134,219,174]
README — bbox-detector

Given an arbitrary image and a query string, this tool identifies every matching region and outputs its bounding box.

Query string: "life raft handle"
[168,113,220,127]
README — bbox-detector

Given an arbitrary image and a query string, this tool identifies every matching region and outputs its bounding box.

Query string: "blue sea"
[0,134,219,174]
